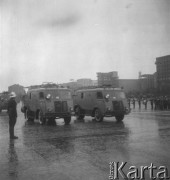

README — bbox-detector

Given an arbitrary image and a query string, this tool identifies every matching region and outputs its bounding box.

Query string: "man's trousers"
[9,117,17,138]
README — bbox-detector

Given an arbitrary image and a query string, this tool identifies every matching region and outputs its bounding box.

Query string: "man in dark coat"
[7,92,18,139]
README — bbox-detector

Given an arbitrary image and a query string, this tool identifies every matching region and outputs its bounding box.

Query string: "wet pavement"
[0,103,170,180]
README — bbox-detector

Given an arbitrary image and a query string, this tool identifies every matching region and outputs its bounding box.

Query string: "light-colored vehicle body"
[22,86,73,124]
[73,87,130,122]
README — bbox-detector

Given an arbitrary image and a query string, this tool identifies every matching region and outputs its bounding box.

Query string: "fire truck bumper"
[45,112,71,119]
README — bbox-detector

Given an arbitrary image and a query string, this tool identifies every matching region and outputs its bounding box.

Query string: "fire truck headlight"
[106,107,111,111]
[46,94,51,100]
[69,107,73,112]
[47,108,52,112]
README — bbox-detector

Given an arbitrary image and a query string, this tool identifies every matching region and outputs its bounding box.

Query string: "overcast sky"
[0,0,170,91]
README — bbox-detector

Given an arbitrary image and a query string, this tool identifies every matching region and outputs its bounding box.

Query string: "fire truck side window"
[39,92,44,99]
[96,91,103,99]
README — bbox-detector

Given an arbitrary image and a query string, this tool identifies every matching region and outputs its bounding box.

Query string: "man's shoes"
[10,136,18,139]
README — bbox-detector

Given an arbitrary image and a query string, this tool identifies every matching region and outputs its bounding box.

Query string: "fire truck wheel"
[27,110,34,122]
[39,117,46,125]
[94,109,103,122]
[80,115,85,119]
[115,114,124,122]
[27,117,34,122]
[47,118,56,126]
[75,107,84,120]
[39,111,46,125]
[64,116,71,125]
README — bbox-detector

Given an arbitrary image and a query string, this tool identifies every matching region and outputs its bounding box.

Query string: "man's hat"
[10,92,16,98]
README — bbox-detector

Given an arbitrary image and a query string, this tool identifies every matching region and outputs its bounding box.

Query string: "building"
[77,78,94,87]
[155,55,170,93]
[118,79,140,93]
[62,81,81,91]
[138,73,156,93]
[97,71,119,87]
[61,79,97,93]
[8,84,25,102]
[92,80,98,86]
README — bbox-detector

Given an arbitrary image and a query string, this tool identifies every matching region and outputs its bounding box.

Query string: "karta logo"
[109,162,170,180]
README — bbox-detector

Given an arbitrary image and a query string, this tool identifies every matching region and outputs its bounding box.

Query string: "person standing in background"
[138,98,141,109]
[150,98,154,110]
[132,98,135,109]
[7,92,18,139]
[143,98,148,110]
[128,98,131,109]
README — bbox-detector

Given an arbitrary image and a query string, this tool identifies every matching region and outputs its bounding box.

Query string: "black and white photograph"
[0,0,170,179]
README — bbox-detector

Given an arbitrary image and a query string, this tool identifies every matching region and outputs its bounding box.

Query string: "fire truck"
[0,91,10,113]
[22,83,73,125]
[73,86,130,122]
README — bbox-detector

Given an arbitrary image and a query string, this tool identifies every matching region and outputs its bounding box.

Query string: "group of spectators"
[128,96,170,110]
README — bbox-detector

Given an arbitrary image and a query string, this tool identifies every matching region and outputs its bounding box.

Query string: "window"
[96,91,103,99]
[39,92,44,99]
[114,91,126,99]
[81,92,84,99]
[59,91,71,99]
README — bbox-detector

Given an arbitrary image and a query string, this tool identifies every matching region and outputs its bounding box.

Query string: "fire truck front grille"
[112,101,124,111]
[54,101,68,113]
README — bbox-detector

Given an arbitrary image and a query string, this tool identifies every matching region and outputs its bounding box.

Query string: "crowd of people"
[128,96,170,110]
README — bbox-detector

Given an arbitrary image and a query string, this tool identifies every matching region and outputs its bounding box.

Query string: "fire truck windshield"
[104,90,126,99]
[44,89,71,100]
[59,90,71,99]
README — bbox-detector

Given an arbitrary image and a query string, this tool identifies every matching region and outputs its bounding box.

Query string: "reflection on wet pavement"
[0,104,170,179]
[8,140,18,179]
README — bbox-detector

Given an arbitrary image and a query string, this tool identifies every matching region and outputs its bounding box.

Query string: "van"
[0,92,10,113]
[73,87,130,122]
[22,84,73,125]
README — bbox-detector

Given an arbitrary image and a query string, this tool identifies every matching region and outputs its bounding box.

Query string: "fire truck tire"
[94,108,103,122]
[64,116,71,125]
[47,118,56,126]
[75,107,85,120]
[39,111,46,125]
[35,110,39,119]
[27,110,34,122]
[115,114,124,122]
[40,117,46,125]
[27,116,34,122]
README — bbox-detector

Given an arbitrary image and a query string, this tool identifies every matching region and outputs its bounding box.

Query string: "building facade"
[155,55,170,93]
[97,71,119,87]
[77,78,94,87]
[8,84,25,103]
[138,74,156,93]
[118,79,140,93]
